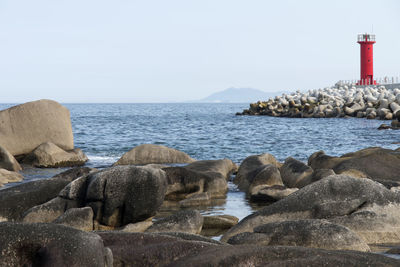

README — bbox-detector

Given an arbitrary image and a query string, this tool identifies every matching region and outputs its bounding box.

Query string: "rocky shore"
[237,84,400,128]
[1,100,400,266]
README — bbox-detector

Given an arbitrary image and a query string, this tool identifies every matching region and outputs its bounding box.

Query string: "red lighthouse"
[357,33,376,85]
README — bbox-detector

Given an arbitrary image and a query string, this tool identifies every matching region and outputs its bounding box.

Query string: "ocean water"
[1,103,400,221]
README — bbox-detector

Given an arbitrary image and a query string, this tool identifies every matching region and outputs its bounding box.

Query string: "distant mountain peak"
[195,87,287,103]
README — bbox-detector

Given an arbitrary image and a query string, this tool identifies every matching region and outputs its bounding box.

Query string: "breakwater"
[238,85,400,127]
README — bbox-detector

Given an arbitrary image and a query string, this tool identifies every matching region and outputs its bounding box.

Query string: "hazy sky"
[1,0,399,103]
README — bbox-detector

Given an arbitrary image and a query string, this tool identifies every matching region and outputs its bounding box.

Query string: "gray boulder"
[250,185,298,202]
[0,99,74,156]
[146,210,203,234]
[120,220,153,232]
[97,231,220,267]
[114,144,195,165]
[201,215,239,236]
[22,142,88,168]
[309,147,400,181]
[227,219,370,252]
[280,157,313,188]
[53,207,94,231]
[170,245,400,267]
[0,145,21,171]
[86,165,167,226]
[0,168,23,187]
[295,168,336,188]
[0,222,111,267]
[164,159,237,204]
[0,167,93,221]
[234,153,281,191]
[222,175,400,243]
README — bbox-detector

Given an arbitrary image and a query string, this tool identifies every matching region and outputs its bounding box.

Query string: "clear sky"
[0,0,399,103]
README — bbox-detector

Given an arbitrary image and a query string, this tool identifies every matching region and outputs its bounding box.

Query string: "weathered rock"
[170,245,400,267]
[227,219,370,252]
[53,207,94,231]
[250,185,298,202]
[97,231,220,267]
[0,145,21,171]
[280,157,313,188]
[309,147,400,181]
[120,220,153,232]
[179,192,212,207]
[22,142,88,168]
[114,144,195,165]
[0,100,74,156]
[86,165,167,226]
[222,175,400,243]
[202,215,239,230]
[0,222,111,267]
[146,210,203,234]
[0,168,23,187]
[0,167,91,221]
[22,197,79,223]
[234,153,281,191]
[164,159,237,202]
[184,158,237,180]
[295,168,336,188]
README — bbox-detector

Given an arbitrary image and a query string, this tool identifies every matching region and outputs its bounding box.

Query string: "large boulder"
[22,165,167,228]
[0,100,74,156]
[309,147,400,181]
[0,145,21,171]
[222,175,400,243]
[114,144,195,165]
[0,167,94,221]
[280,157,313,188]
[86,165,167,226]
[163,159,237,205]
[22,142,88,168]
[0,222,112,267]
[227,219,370,252]
[0,168,23,187]
[53,207,94,231]
[234,153,281,191]
[146,210,204,234]
[97,232,220,267]
[170,245,400,267]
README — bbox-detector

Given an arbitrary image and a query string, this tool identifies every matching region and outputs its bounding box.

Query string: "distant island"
[191,87,288,103]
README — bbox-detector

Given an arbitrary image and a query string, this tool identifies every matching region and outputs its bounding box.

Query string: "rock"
[22,142,88,168]
[114,144,195,165]
[227,219,370,252]
[280,157,313,188]
[309,147,400,181]
[146,210,203,234]
[250,185,298,202]
[234,153,281,191]
[0,168,23,187]
[222,175,400,243]
[97,231,219,267]
[295,168,336,188]
[170,245,400,267]
[378,124,392,130]
[164,159,237,202]
[179,192,212,207]
[53,207,94,231]
[0,167,91,221]
[184,158,237,180]
[0,100,74,156]
[86,165,167,226]
[23,196,79,223]
[120,220,153,232]
[0,145,21,172]
[202,215,238,231]
[0,222,111,267]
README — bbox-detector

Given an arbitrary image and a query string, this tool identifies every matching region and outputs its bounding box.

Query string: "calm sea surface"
[1,103,400,221]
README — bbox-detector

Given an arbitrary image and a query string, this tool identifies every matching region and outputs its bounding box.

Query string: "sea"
[1,103,399,222]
